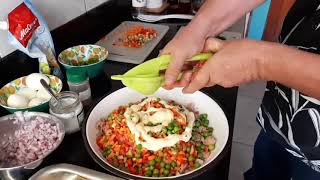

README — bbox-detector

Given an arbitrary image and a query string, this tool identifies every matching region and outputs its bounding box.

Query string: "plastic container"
[146,0,163,9]
[66,70,91,105]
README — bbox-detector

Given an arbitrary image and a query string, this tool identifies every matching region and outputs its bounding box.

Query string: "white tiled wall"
[0,0,110,58]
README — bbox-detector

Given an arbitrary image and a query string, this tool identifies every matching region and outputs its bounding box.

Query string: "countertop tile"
[233,95,261,145]
[229,142,254,180]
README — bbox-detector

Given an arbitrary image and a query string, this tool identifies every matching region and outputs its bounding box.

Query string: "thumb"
[204,38,226,53]
[182,61,215,94]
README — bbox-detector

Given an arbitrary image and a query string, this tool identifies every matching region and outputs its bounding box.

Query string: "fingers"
[164,52,189,88]
[203,38,226,53]
[175,71,193,87]
[183,63,215,93]
[163,71,193,90]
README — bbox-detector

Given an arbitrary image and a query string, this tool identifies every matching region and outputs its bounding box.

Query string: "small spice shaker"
[67,70,92,105]
[49,91,84,134]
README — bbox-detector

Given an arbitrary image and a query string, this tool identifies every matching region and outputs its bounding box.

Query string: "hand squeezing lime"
[111,53,213,95]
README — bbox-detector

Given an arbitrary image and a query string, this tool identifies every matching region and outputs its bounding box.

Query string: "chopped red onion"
[0,115,63,167]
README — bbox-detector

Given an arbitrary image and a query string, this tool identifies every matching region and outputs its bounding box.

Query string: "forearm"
[185,0,265,39]
[260,42,320,99]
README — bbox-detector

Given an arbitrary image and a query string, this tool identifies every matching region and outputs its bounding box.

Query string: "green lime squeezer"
[111,53,213,95]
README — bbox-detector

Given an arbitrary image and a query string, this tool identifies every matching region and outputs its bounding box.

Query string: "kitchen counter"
[0,1,238,179]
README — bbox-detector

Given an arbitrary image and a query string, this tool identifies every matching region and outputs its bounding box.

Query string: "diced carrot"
[148,155,155,161]
[136,158,143,164]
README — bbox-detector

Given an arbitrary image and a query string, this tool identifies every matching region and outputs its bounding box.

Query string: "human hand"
[161,27,207,89]
[182,38,266,93]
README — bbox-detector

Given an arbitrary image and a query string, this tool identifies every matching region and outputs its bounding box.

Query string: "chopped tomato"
[127,159,133,167]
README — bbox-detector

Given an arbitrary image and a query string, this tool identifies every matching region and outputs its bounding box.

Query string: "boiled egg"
[36,89,51,101]
[28,98,45,107]
[16,87,37,100]
[7,94,29,108]
[26,73,50,91]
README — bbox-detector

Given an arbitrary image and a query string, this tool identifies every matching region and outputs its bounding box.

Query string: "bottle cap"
[67,70,88,83]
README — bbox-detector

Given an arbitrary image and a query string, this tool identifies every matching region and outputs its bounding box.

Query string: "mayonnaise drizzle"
[124,97,195,151]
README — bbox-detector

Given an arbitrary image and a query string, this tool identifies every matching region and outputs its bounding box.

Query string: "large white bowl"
[84,87,229,179]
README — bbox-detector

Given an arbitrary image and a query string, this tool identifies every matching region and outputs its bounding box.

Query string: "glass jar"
[67,70,92,106]
[49,91,84,134]
[132,0,147,19]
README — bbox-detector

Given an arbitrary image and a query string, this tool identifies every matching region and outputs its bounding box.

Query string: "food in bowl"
[0,74,62,112]
[96,97,216,177]
[58,45,108,67]
[3,73,54,108]
[0,112,64,167]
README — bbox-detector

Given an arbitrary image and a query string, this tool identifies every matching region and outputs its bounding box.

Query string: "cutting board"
[96,21,169,64]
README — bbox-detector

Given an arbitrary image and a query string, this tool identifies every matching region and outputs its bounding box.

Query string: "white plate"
[85,87,229,179]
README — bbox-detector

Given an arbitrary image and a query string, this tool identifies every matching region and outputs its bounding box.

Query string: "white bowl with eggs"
[0,73,63,113]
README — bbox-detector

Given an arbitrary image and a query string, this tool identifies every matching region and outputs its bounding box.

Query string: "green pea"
[146,169,152,176]
[168,124,174,130]
[202,131,209,138]
[173,126,180,133]
[208,127,214,133]
[200,114,208,120]
[191,136,197,141]
[193,126,199,131]
[136,152,142,158]
[102,148,112,156]
[149,160,155,166]
[149,165,154,170]
[155,157,161,163]
[202,120,209,127]
[157,97,161,102]
[160,162,165,168]
[163,169,170,176]
[171,161,177,168]
[195,121,200,127]
[208,144,215,151]
[165,163,171,169]
[197,147,202,152]
[188,156,194,161]
[195,162,201,168]
[137,144,143,150]
[153,169,159,175]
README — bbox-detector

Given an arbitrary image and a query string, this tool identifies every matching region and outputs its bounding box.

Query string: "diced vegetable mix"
[112,26,157,48]
[96,99,216,177]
